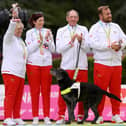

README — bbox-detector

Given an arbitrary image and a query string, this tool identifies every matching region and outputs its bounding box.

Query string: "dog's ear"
[57,68,65,72]
[51,68,55,70]
[50,68,57,75]
[57,67,61,70]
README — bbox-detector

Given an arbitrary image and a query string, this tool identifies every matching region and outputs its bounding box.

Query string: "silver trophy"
[11,3,20,18]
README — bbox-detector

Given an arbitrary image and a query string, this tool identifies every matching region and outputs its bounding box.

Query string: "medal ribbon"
[68,25,77,39]
[35,28,44,55]
[99,21,111,47]
[39,30,43,55]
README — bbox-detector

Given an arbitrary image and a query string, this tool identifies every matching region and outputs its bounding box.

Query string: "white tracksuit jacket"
[25,28,55,66]
[56,24,89,70]
[89,21,126,66]
[1,20,27,78]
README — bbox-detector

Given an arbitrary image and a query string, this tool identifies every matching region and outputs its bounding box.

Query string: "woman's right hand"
[12,18,21,22]
[45,29,51,40]
[12,10,18,19]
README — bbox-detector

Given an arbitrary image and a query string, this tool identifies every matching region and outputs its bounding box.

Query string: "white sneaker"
[32,117,39,125]
[3,118,16,126]
[77,115,83,123]
[13,118,26,125]
[44,117,52,125]
[96,116,104,124]
[112,114,123,123]
[56,115,65,125]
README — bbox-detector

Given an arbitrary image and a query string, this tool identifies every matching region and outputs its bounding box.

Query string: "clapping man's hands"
[71,33,82,43]
[111,41,122,51]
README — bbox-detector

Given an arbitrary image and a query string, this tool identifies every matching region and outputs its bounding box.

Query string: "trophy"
[11,3,20,18]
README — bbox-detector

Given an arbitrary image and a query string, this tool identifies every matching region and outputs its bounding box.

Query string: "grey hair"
[15,21,24,29]
[66,9,79,17]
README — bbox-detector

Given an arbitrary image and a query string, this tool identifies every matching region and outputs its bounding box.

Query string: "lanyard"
[35,28,44,55]
[99,21,111,47]
[68,25,81,80]
[68,24,77,39]
[35,28,44,43]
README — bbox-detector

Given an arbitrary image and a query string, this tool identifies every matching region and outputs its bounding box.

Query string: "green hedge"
[0,57,126,84]
[52,57,94,84]
[122,56,126,84]
[52,57,126,84]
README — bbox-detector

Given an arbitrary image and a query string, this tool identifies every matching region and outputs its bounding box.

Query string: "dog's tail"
[102,90,121,102]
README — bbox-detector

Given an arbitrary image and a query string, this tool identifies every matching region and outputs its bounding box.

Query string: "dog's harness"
[61,88,71,95]
[61,82,80,99]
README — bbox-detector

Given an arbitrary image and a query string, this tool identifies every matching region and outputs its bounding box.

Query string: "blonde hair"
[15,21,24,29]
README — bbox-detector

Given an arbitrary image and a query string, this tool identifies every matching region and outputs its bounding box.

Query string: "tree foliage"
[0,0,126,31]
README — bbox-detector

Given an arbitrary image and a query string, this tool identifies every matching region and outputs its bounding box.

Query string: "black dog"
[50,68,121,124]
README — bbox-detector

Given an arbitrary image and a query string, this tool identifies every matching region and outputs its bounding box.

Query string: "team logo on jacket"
[89,34,93,38]
[11,78,15,82]
[29,72,32,75]
[97,73,102,78]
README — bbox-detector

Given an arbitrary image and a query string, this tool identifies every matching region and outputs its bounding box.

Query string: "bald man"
[56,9,89,124]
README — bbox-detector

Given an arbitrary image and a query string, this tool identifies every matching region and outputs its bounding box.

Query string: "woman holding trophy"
[1,3,27,125]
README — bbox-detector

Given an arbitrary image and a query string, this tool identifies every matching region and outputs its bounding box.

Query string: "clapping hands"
[71,33,82,43]
[111,40,122,51]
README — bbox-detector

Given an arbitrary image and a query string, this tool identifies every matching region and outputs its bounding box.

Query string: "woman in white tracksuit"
[1,10,27,125]
[25,12,55,125]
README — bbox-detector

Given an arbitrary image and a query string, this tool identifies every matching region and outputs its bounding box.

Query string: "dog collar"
[61,88,71,95]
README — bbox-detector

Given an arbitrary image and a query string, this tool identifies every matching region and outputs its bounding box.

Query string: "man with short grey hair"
[56,9,89,124]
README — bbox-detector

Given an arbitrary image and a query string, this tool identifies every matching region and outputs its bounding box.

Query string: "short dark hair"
[98,5,109,15]
[29,12,44,27]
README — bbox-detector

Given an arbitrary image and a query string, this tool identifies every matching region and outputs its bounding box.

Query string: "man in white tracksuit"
[56,9,89,124]
[88,5,126,124]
